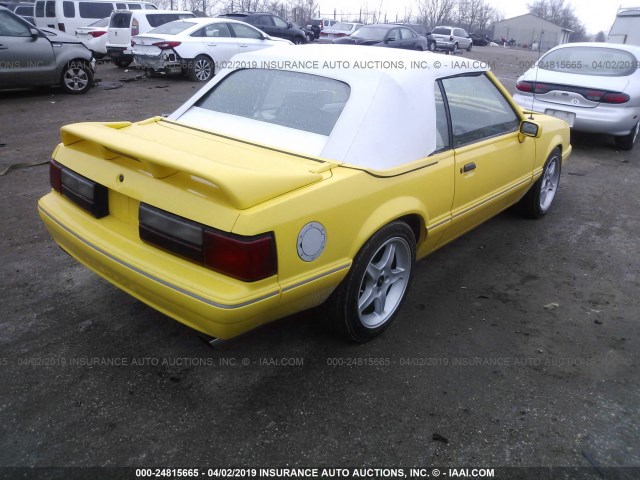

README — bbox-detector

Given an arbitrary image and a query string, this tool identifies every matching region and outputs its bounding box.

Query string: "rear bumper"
[513,93,640,136]
[38,193,348,339]
[134,52,182,72]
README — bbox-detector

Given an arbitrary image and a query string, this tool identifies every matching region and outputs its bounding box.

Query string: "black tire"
[453,42,458,52]
[60,60,93,94]
[327,222,416,343]
[292,36,304,45]
[614,121,639,151]
[428,41,436,52]
[518,147,562,218]
[113,57,132,68]
[188,55,214,82]
[466,42,472,52]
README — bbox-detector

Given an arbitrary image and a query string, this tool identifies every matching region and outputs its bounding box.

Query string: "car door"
[0,11,56,87]
[228,22,268,54]
[439,73,535,238]
[195,22,239,67]
[384,27,402,48]
[254,14,277,37]
[399,27,418,50]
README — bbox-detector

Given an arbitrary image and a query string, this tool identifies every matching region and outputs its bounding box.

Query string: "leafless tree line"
[149,0,503,33]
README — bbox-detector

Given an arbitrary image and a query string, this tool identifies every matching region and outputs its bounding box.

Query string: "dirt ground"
[1,46,639,477]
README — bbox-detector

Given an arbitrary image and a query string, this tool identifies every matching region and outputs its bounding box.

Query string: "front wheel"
[292,37,304,45]
[61,60,93,94]
[428,41,436,52]
[466,41,472,52]
[188,55,214,82]
[518,148,562,218]
[327,222,416,342]
[615,121,639,151]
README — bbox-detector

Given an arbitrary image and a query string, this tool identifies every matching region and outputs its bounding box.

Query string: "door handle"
[206,43,217,46]
[461,162,476,173]
[239,44,248,47]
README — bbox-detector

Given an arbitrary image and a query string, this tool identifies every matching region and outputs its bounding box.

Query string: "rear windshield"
[149,20,195,35]
[110,11,131,27]
[195,69,351,136]
[431,27,451,35]
[539,46,638,76]
[146,13,194,27]
[332,23,354,31]
[79,2,115,19]
[351,26,388,41]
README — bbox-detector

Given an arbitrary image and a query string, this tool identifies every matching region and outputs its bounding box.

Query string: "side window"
[272,16,287,28]
[434,82,450,151]
[116,3,127,9]
[440,73,520,147]
[401,28,416,39]
[229,22,262,39]
[45,1,55,17]
[204,23,231,37]
[35,1,44,17]
[255,15,272,26]
[0,11,31,36]
[128,4,141,9]
[63,1,75,18]
[387,28,399,41]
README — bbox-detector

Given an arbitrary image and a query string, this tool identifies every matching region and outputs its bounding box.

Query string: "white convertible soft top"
[170,44,488,170]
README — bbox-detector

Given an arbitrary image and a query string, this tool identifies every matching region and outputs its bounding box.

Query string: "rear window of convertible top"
[194,68,351,136]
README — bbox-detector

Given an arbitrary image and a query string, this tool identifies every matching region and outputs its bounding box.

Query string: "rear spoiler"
[60,119,324,210]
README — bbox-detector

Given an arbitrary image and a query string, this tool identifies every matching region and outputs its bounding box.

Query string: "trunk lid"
[530,71,631,108]
[58,118,329,212]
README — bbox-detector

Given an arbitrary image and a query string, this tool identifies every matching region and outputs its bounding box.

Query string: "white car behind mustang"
[132,17,292,82]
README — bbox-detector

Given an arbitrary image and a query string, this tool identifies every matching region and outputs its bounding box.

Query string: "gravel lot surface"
[1,46,639,477]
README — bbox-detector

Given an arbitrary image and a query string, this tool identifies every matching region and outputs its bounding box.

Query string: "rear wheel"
[188,55,214,82]
[519,148,561,218]
[60,60,93,94]
[292,37,304,45]
[428,41,436,52]
[327,222,415,343]
[615,121,639,151]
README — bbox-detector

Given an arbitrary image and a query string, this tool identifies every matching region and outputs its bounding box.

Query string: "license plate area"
[545,109,575,127]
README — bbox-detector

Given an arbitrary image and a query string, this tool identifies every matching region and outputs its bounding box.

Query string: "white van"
[106,9,194,66]
[34,0,156,33]
[607,7,640,46]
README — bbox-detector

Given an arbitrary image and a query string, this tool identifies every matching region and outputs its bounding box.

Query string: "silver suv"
[0,6,94,93]
[430,26,472,52]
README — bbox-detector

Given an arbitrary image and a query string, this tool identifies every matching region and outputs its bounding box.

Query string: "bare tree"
[416,0,457,29]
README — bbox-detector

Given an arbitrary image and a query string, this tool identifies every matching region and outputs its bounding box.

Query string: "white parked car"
[106,9,195,67]
[132,18,291,82]
[513,42,640,150]
[75,17,109,58]
[318,22,363,43]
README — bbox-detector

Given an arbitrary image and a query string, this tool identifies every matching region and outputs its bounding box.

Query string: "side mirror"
[287,22,293,28]
[30,28,39,38]
[519,120,542,142]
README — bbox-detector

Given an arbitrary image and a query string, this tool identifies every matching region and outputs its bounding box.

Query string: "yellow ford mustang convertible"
[38,45,571,342]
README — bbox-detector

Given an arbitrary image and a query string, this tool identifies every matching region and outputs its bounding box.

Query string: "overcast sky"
[316,0,620,35]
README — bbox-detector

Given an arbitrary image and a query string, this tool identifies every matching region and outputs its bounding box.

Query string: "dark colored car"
[0,1,34,24]
[0,6,94,93]
[291,21,314,43]
[333,24,430,51]
[392,23,435,51]
[218,12,307,44]
[469,33,490,46]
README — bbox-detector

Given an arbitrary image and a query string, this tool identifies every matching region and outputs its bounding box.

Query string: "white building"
[491,13,572,50]
[608,7,640,45]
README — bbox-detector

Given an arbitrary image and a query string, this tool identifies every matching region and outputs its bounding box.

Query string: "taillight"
[131,18,139,36]
[152,41,181,49]
[601,92,630,104]
[516,81,534,92]
[204,231,277,282]
[320,32,327,37]
[335,33,347,37]
[50,159,109,218]
[89,31,107,38]
[139,203,277,282]
[50,159,62,193]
